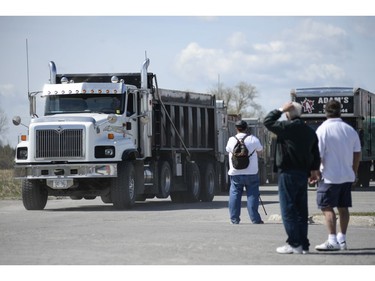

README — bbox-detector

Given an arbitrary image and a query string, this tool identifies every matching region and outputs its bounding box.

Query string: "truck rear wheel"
[157,161,172,198]
[223,157,230,192]
[186,162,201,202]
[22,180,48,210]
[358,161,371,187]
[200,162,216,202]
[111,162,136,209]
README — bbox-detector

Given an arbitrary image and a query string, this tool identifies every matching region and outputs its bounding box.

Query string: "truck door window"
[126,92,135,116]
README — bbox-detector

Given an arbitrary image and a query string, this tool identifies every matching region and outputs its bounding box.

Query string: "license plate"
[47,179,73,189]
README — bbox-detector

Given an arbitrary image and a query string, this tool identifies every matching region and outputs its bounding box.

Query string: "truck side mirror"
[12,116,29,128]
[12,116,21,126]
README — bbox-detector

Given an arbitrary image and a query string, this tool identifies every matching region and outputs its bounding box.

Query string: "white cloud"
[175,17,352,92]
[0,84,16,99]
[175,42,230,81]
[253,40,285,52]
[296,18,347,42]
[352,17,375,38]
[227,32,248,49]
[285,18,350,58]
[296,63,346,82]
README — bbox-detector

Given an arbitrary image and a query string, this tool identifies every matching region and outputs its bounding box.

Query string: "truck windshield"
[44,94,124,115]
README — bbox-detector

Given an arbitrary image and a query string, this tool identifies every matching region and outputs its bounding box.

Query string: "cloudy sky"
[1,2,375,147]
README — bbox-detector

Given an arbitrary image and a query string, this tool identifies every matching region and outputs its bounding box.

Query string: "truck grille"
[36,129,83,159]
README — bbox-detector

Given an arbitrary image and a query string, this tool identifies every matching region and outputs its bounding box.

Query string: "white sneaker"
[276,244,303,254]
[315,240,340,251]
[337,232,347,250]
[339,241,347,250]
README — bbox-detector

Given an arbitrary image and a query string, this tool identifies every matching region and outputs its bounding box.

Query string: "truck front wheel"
[22,180,48,210]
[111,162,136,209]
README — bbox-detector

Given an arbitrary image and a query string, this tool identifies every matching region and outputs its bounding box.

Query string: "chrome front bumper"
[14,163,118,179]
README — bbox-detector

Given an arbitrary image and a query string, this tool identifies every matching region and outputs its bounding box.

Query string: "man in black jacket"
[264,102,320,254]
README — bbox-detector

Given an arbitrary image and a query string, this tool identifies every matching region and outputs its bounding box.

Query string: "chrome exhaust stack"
[49,61,56,84]
[141,58,150,89]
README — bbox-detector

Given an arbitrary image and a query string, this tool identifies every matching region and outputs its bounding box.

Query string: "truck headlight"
[95,146,115,158]
[105,148,115,156]
[17,147,28,160]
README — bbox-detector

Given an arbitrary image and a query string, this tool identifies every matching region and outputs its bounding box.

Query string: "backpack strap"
[241,134,249,142]
[234,134,249,143]
[237,134,256,157]
[248,135,257,157]
[249,149,256,157]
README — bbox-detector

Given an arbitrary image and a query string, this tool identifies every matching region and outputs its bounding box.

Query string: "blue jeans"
[229,174,262,224]
[278,170,309,250]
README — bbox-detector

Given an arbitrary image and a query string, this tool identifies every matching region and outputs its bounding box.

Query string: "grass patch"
[350,212,375,216]
[0,169,21,199]
[312,212,375,217]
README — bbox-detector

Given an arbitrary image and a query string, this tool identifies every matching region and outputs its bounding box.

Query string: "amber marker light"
[108,133,114,139]
[21,135,27,141]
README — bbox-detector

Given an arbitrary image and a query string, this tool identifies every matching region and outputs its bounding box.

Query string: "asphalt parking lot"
[1,185,374,279]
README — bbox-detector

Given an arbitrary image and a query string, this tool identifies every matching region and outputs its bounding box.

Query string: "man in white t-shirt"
[226,120,264,224]
[315,100,361,251]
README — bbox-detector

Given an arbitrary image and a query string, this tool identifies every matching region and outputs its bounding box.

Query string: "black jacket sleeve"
[263,109,321,174]
[263,109,285,135]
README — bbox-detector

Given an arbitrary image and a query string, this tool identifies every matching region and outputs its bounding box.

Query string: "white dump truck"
[13,59,233,210]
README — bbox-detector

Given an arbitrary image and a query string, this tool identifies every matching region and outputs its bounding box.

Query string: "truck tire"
[111,162,136,209]
[22,180,48,210]
[200,162,216,202]
[220,157,230,193]
[186,162,201,202]
[157,161,172,198]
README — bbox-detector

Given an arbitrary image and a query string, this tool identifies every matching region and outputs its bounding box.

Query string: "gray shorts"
[316,181,352,209]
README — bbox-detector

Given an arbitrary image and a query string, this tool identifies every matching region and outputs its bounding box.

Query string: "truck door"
[126,91,138,148]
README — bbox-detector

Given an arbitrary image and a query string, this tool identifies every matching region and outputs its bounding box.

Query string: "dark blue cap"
[235,120,248,129]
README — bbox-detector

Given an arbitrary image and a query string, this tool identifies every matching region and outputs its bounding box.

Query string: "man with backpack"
[226,120,264,225]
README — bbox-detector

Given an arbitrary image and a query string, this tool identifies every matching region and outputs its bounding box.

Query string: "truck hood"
[30,113,110,126]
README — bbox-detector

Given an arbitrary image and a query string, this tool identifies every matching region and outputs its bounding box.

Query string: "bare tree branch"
[0,108,8,137]
[209,81,265,118]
